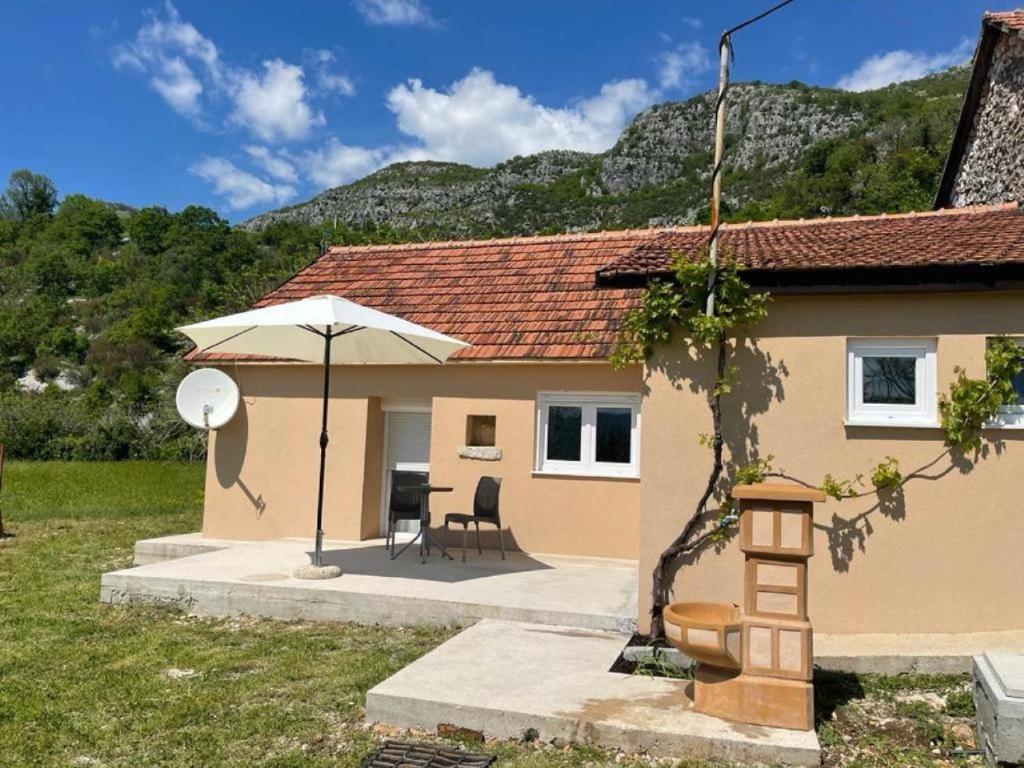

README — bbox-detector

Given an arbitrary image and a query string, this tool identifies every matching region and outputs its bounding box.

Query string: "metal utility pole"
[704,0,796,317]
[706,33,731,317]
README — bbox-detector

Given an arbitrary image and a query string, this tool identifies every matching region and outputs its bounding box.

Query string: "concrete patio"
[103,534,821,764]
[101,533,638,632]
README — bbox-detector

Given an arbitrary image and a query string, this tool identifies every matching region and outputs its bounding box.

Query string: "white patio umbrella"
[177,295,469,571]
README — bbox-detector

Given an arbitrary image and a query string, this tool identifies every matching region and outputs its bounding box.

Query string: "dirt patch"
[817,673,984,768]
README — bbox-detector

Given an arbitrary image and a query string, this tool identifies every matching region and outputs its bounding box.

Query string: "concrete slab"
[366,619,820,765]
[102,537,638,632]
[987,652,1024,698]
[110,534,1024,673]
[974,652,1024,766]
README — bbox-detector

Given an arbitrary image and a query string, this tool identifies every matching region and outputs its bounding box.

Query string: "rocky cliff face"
[242,72,967,236]
[599,84,864,195]
[245,151,594,234]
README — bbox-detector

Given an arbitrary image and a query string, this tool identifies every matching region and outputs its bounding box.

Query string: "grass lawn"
[0,461,984,768]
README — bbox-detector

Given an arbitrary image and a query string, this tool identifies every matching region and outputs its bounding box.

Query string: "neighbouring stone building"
[936,10,1024,208]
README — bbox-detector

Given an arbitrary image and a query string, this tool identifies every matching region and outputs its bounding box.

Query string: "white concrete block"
[974,652,1024,766]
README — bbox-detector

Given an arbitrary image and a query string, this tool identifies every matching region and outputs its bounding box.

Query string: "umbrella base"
[293,564,343,580]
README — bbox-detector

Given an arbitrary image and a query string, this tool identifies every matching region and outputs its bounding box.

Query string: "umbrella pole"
[314,328,332,566]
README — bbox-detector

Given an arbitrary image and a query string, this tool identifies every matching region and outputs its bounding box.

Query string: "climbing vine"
[611,248,1024,639]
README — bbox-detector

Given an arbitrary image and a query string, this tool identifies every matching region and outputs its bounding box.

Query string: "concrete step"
[132,533,237,566]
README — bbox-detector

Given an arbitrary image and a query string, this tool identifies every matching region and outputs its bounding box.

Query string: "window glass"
[536,394,640,476]
[988,338,1024,420]
[546,405,582,461]
[595,407,631,463]
[862,356,916,404]
[1011,369,1024,405]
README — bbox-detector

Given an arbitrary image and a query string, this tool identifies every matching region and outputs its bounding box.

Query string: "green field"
[0,462,982,767]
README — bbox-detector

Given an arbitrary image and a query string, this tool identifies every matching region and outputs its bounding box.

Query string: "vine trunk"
[649,330,728,640]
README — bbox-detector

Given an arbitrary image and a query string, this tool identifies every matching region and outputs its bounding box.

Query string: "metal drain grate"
[360,740,496,768]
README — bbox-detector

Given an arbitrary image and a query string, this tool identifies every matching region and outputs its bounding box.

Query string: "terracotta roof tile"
[209,229,654,362]
[596,204,1024,280]
[985,10,1024,31]
[189,204,1024,364]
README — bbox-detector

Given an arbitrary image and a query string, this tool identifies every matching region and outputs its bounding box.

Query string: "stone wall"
[950,33,1024,206]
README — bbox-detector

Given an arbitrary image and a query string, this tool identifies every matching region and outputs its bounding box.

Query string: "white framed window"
[535,392,640,478]
[989,337,1024,428]
[846,339,937,427]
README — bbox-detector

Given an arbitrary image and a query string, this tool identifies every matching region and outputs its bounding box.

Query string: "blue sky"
[0,0,994,221]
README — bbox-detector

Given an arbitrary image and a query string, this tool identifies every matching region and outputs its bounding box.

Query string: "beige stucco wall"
[640,291,1024,636]
[202,363,642,559]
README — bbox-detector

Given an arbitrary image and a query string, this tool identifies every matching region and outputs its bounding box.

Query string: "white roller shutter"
[385,412,431,470]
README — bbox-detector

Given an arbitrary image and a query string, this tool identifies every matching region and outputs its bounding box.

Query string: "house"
[935,10,1024,209]
[191,231,649,560]
[189,7,1024,640]
[597,204,1024,637]
[192,202,1024,639]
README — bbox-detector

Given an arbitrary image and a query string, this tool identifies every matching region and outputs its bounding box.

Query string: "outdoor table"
[393,484,455,563]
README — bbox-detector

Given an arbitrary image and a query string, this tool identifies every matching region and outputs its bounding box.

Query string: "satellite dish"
[176,368,240,430]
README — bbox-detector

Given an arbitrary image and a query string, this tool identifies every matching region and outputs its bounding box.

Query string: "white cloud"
[655,41,711,90]
[112,2,221,118]
[383,68,656,167]
[681,16,703,30]
[115,4,326,142]
[190,157,296,209]
[577,79,658,139]
[353,0,435,27]
[301,139,391,187]
[319,71,357,96]
[231,59,325,142]
[836,39,973,91]
[149,57,204,116]
[244,146,300,183]
[306,49,357,97]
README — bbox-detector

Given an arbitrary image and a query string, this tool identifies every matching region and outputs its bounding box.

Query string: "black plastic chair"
[443,476,505,562]
[386,471,427,556]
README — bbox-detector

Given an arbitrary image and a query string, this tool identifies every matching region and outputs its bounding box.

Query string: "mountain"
[242,67,970,237]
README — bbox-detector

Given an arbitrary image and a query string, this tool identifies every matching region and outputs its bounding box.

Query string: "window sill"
[844,419,941,429]
[531,469,640,481]
[985,415,1024,430]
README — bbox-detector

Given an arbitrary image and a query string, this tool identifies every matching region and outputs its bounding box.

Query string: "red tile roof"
[193,230,653,362]
[189,203,1024,364]
[985,10,1024,30]
[597,204,1024,281]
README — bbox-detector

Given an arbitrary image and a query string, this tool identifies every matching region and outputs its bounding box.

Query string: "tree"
[127,206,173,256]
[0,169,58,222]
[50,194,122,255]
